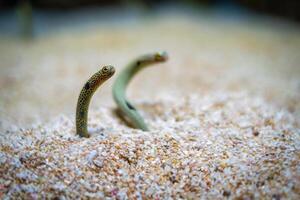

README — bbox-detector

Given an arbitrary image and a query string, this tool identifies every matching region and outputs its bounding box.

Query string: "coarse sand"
[0,10,300,199]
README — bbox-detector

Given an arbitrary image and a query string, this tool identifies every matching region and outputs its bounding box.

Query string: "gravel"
[0,92,299,199]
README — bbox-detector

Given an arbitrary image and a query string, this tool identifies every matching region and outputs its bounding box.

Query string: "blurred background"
[0,0,300,38]
[0,0,299,131]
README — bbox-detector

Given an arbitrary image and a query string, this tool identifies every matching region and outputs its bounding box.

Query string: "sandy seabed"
[0,10,300,199]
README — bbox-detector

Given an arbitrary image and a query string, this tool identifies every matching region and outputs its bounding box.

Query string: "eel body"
[112,52,168,131]
[76,65,115,137]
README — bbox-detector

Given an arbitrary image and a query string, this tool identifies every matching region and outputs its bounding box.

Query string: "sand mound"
[1,92,299,199]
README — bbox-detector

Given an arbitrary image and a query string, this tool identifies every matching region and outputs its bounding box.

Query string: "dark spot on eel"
[80,111,85,117]
[84,82,90,90]
[126,101,136,110]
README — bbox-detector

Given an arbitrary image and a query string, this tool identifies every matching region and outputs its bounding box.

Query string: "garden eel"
[112,52,168,131]
[76,65,115,138]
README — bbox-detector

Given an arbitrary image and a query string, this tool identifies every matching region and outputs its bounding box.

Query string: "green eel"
[112,52,168,131]
[76,65,115,138]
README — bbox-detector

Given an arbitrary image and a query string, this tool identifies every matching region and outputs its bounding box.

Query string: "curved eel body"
[76,65,115,137]
[112,52,168,131]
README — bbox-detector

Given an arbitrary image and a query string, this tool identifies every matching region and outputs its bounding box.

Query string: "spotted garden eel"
[112,52,168,131]
[76,65,115,138]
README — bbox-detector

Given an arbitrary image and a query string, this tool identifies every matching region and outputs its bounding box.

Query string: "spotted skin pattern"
[112,52,168,131]
[76,65,115,137]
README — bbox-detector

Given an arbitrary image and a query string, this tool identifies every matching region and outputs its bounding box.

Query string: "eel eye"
[154,53,161,60]
[102,66,109,72]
